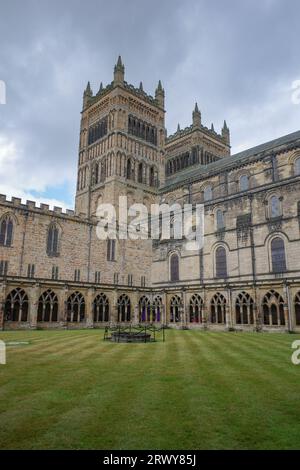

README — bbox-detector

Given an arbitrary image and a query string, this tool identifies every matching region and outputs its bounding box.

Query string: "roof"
[161,129,300,191]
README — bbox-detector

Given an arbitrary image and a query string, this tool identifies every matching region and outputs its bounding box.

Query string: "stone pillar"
[202,290,209,329]
[0,282,6,331]
[131,290,139,325]
[254,287,262,330]
[182,289,188,327]
[289,288,296,333]
[111,289,118,324]
[29,283,40,329]
[226,288,232,329]
[59,285,69,327]
[161,291,167,325]
[252,287,257,328]
[86,287,95,328]
[283,283,292,332]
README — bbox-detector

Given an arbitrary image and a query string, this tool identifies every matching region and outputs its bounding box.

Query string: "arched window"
[94,162,99,185]
[153,296,162,322]
[239,175,249,191]
[107,239,116,261]
[203,185,212,201]
[67,292,85,322]
[262,290,285,326]
[138,162,143,183]
[93,293,109,322]
[4,288,28,322]
[117,294,131,322]
[271,237,286,273]
[270,195,281,218]
[294,292,300,326]
[215,246,227,278]
[37,290,58,322]
[294,157,300,176]
[149,166,155,187]
[235,292,254,325]
[126,159,132,179]
[189,294,203,323]
[210,293,226,324]
[170,253,179,282]
[139,296,151,322]
[0,215,13,246]
[216,209,224,230]
[47,224,59,256]
[170,295,181,323]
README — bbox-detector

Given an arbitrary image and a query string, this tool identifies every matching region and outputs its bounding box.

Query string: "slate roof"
[161,129,300,191]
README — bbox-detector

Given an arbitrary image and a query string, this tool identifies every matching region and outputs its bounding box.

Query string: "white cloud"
[0,135,70,209]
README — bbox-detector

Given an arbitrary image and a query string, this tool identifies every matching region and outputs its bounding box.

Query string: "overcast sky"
[0,0,299,209]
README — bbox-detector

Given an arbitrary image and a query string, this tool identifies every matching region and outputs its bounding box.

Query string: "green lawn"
[0,329,300,450]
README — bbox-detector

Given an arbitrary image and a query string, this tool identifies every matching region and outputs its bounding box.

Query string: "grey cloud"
[0,0,299,207]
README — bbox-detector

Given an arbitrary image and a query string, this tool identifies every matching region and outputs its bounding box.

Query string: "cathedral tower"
[75,57,166,219]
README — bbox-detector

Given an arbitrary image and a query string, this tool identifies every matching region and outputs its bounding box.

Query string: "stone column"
[29,283,40,329]
[289,288,296,333]
[86,287,95,328]
[202,289,209,329]
[161,291,167,325]
[58,285,69,328]
[131,290,139,325]
[283,283,292,332]
[251,287,257,328]
[0,281,6,331]
[254,287,262,330]
[111,288,118,324]
[226,288,232,329]
[182,289,188,327]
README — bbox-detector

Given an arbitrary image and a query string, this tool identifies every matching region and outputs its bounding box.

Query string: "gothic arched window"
[189,294,203,323]
[37,290,58,322]
[170,295,181,323]
[270,195,281,218]
[0,215,13,247]
[94,162,99,185]
[126,159,132,179]
[67,292,85,322]
[47,224,59,256]
[210,293,226,324]
[170,253,179,282]
[294,292,300,326]
[240,174,249,191]
[139,295,151,322]
[235,292,254,325]
[117,294,131,322]
[93,293,109,322]
[216,209,224,230]
[203,185,212,201]
[271,237,286,273]
[149,166,155,187]
[262,290,285,326]
[138,162,143,183]
[294,157,300,176]
[215,246,227,278]
[4,288,28,322]
[153,296,162,322]
[107,239,116,261]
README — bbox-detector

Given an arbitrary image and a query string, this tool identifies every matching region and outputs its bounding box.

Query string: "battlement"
[0,194,86,220]
[83,56,164,111]
[84,80,160,110]
[166,123,226,145]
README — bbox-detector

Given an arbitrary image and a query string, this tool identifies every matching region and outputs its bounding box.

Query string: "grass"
[0,329,300,450]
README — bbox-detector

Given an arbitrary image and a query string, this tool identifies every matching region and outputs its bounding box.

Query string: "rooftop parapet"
[0,194,80,220]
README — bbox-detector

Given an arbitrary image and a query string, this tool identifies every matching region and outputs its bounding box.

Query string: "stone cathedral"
[1,56,300,332]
